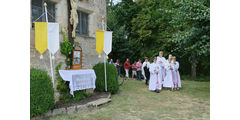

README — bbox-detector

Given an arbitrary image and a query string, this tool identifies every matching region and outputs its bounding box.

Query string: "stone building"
[30,0,106,100]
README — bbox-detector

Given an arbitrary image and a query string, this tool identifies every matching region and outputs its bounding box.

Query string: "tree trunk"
[67,0,74,45]
[110,0,113,6]
[191,54,197,78]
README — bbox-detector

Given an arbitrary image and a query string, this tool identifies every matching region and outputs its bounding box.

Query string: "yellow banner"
[96,30,104,55]
[35,22,48,54]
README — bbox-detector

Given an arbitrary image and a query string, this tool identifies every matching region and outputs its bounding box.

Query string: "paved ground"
[43,79,210,120]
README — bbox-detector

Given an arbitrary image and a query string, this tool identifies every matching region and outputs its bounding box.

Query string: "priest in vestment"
[163,54,176,91]
[156,51,167,84]
[149,57,162,93]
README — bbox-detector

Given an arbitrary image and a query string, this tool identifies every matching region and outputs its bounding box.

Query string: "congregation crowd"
[108,51,181,93]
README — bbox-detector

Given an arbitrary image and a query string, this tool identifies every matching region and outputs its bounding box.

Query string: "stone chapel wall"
[30,0,106,101]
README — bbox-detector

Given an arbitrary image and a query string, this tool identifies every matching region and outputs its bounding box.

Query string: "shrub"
[30,68,55,118]
[93,63,119,94]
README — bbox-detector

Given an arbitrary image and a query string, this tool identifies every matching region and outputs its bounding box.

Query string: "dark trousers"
[137,70,142,80]
[117,67,121,76]
[145,71,150,84]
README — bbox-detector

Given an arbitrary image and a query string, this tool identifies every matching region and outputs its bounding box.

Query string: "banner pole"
[44,2,54,87]
[102,16,107,92]
[104,53,107,92]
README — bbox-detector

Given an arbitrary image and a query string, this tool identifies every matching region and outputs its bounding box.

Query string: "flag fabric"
[96,31,113,56]
[34,22,59,56]
[103,31,112,55]
[96,30,104,55]
[35,22,48,55]
[48,23,59,55]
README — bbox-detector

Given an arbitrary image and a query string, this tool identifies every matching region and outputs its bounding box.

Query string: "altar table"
[59,69,96,96]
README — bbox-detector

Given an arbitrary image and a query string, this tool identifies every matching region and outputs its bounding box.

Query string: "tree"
[169,0,210,77]
[131,0,177,60]
[107,0,210,77]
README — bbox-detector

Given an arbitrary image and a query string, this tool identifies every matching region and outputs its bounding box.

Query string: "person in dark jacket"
[142,57,150,85]
[114,59,121,76]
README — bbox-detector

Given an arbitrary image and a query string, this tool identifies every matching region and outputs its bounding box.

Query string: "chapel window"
[76,11,89,36]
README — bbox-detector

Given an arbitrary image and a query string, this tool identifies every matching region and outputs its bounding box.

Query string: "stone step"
[87,98,111,107]
[42,94,111,118]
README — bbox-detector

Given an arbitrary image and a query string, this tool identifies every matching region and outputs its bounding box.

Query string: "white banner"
[47,23,59,55]
[103,31,112,55]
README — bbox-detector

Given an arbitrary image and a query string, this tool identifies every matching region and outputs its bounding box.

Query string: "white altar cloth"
[59,69,96,96]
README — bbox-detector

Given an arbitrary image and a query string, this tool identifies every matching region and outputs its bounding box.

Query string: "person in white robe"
[163,54,176,91]
[172,56,181,90]
[142,57,151,85]
[156,51,167,85]
[149,57,162,93]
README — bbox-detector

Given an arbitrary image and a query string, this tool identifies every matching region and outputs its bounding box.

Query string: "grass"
[42,79,210,120]
[181,75,210,82]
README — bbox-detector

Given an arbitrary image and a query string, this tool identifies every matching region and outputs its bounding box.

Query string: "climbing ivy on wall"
[55,32,92,103]
[60,31,73,69]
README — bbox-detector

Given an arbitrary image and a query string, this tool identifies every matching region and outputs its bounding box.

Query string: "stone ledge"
[87,98,111,107]
[31,92,111,120]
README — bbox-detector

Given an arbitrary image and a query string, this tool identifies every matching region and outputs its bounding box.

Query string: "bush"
[93,63,119,94]
[30,68,55,118]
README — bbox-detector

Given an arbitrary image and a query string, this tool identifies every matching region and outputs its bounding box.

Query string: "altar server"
[149,57,162,93]
[142,57,151,85]
[172,56,181,90]
[163,54,176,91]
[157,51,167,83]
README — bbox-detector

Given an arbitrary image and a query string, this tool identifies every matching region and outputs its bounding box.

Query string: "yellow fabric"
[35,22,48,54]
[96,30,104,55]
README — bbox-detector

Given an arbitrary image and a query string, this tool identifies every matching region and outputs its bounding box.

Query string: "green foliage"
[55,62,69,93]
[55,62,92,103]
[107,0,210,77]
[130,0,176,60]
[170,0,210,57]
[169,0,210,76]
[93,63,119,94]
[60,32,73,68]
[30,68,55,118]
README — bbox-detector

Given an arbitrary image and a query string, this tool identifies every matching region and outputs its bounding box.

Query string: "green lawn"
[43,79,210,120]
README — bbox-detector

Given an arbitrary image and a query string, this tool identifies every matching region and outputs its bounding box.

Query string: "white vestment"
[142,61,151,80]
[149,62,162,91]
[173,61,181,88]
[163,61,176,88]
[157,56,167,65]
[157,56,167,82]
